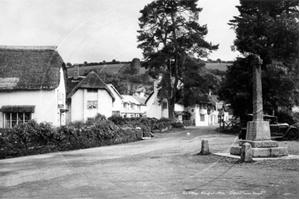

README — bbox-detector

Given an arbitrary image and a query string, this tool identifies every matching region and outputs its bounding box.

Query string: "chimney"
[153,74,163,93]
[73,65,79,79]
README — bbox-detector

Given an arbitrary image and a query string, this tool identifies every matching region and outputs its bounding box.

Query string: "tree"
[229,0,298,66]
[173,57,220,107]
[220,0,299,118]
[66,62,73,68]
[137,0,218,119]
[129,58,141,75]
[219,57,298,119]
[123,58,141,75]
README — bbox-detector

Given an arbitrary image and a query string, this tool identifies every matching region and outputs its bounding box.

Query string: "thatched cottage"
[66,70,115,122]
[0,46,66,128]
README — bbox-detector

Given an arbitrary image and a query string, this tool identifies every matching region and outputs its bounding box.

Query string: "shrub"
[108,115,126,125]
[91,120,117,140]
[35,122,56,144]
[5,120,40,155]
[1,114,182,159]
[171,122,184,129]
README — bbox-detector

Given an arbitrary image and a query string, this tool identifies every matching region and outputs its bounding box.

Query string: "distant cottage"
[0,46,66,128]
[146,77,230,126]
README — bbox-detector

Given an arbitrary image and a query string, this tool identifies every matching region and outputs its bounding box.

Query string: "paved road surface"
[0,126,298,199]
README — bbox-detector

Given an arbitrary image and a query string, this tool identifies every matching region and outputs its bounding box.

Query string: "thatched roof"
[0,105,35,113]
[0,46,64,90]
[67,71,115,101]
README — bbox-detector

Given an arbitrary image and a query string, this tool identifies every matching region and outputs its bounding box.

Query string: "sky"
[0,0,241,64]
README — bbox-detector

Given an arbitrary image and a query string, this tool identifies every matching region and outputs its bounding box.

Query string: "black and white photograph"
[0,0,298,198]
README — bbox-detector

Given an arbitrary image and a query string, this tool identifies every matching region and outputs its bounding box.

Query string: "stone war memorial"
[230,55,288,160]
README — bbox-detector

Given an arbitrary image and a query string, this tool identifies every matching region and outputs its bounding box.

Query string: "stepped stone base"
[239,140,278,148]
[230,140,288,158]
[271,147,289,157]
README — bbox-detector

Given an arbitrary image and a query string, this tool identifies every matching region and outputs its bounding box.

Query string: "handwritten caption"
[183,190,266,196]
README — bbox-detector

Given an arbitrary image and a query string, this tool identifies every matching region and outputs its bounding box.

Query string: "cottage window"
[4,112,31,128]
[87,101,97,109]
[112,111,120,116]
[87,88,98,93]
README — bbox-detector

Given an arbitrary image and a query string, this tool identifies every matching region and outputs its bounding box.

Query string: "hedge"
[0,116,142,159]
[0,114,184,159]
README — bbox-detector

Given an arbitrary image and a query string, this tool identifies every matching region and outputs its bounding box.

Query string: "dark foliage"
[220,0,299,119]
[218,57,298,119]
[0,114,184,159]
[229,0,298,66]
[0,116,142,159]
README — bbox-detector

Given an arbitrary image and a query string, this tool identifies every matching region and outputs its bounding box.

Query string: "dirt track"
[0,126,298,199]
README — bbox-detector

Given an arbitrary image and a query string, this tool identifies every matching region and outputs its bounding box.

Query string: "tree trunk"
[168,98,175,120]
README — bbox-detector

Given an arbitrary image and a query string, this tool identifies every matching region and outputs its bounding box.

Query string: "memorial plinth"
[230,55,288,158]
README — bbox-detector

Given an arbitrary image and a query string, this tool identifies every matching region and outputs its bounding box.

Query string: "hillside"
[205,63,231,71]
[67,62,231,78]
[67,62,147,77]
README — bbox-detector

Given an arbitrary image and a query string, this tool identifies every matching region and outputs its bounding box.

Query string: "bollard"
[241,143,253,162]
[200,139,210,155]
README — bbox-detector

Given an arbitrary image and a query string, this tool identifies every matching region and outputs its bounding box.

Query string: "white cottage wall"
[71,89,84,122]
[0,90,58,127]
[56,68,66,125]
[146,94,162,119]
[70,89,113,122]
[97,89,113,118]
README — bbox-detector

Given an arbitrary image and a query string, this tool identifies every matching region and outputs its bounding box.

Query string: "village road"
[0,126,298,199]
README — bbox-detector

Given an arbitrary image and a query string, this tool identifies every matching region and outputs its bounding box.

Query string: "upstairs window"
[87,101,97,109]
[162,101,167,109]
[87,88,98,93]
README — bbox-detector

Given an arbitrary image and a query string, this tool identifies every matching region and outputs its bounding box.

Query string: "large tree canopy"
[137,0,218,118]
[218,57,298,118]
[229,0,298,65]
[219,0,299,118]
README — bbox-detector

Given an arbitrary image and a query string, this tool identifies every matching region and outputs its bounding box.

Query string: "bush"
[171,122,184,129]
[108,115,126,125]
[35,122,56,144]
[153,118,172,130]
[0,114,144,159]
